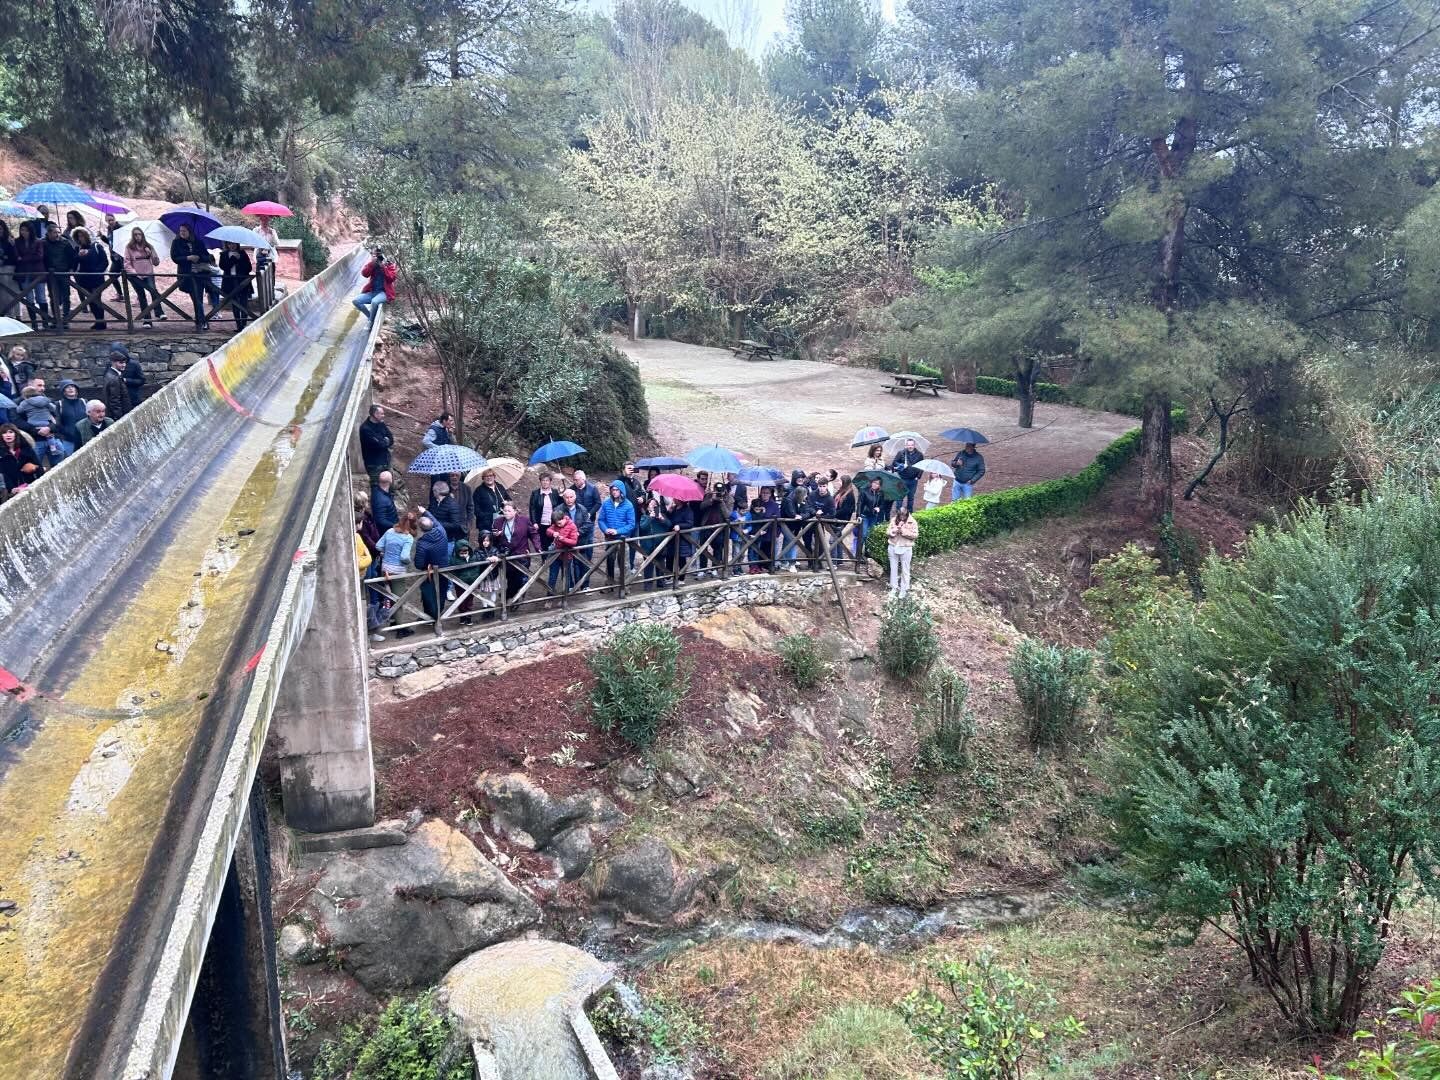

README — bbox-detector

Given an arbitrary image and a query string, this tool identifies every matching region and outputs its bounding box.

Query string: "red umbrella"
[241,200,293,217]
[649,473,704,501]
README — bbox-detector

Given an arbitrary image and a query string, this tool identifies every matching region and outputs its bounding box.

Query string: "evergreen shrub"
[877,596,940,681]
[589,623,688,748]
[778,634,830,688]
[1008,638,1093,749]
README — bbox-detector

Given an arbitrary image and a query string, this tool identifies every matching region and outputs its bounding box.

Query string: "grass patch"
[763,1003,938,1079]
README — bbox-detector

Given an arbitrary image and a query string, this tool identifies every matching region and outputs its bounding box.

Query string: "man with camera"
[353,247,396,322]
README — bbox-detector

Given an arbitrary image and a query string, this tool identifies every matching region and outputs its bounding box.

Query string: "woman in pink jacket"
[123,227,164,326]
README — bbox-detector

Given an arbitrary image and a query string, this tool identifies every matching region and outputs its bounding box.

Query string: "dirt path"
[615,336,1136,489]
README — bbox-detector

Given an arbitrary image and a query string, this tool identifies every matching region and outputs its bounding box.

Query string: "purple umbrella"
[160,207,223,242]
[85,190,132,216]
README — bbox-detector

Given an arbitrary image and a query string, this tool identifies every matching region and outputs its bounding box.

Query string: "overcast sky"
[583,0,899,57]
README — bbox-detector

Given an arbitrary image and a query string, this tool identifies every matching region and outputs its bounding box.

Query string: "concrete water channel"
[0,253,376,1079]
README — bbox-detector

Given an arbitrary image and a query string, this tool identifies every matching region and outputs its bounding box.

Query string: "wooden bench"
[882,374,945,397]
[731,338,778,361]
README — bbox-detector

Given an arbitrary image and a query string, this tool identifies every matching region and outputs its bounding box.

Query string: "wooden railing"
[2,264,278,332]
[366,516,865,641]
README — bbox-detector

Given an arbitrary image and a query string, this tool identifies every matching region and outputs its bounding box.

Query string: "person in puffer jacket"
[413,513,452,620]
[16,385,58,436]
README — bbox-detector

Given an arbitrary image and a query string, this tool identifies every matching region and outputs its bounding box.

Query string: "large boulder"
[479,772,625,849]
[299,819,540,993]
[589,836,713,924]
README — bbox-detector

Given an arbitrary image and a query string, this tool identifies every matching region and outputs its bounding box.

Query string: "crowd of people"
[355,406,989,637]
[0,342,127,495]
[0,207,276,331]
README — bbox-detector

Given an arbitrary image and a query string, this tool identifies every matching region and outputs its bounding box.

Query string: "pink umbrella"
[241,200,293,217]
[649,473,704,501]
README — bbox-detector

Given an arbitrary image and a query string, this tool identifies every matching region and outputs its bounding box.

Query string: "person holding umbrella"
[890,437,925,512]
[42,222,77,328]
[951,443,986,500]
[473,467,509,532]
[170,223,213,330]
[218,240,254,328]
[123,226,163,326]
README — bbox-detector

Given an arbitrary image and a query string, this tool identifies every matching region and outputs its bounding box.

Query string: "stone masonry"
[371,573,840,681]
[20,333,220,394]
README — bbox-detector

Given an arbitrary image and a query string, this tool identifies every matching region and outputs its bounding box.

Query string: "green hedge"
[974,375,1070,404]
[864,410,1184,562]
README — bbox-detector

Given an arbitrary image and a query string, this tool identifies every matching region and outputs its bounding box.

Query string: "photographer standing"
[353,247,396,322]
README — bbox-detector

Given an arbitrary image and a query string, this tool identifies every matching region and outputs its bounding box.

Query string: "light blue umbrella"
[0,200,36,218]
[16,182,97,207]
[528,440,585,466]
[686,445,743,473]
[206,225,273,249]
[408,445,487,476]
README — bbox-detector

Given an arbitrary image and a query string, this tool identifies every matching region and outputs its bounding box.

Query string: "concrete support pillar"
[174,781,287,1080]
[271,475,375,832]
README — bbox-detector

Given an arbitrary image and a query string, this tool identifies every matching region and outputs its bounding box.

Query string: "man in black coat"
[890,438,924,512]
[110,343,144,406]
[371,469,399,532]
[359,404,394,482]
[428,480,466,541]
[102,352,131,419]
[529,471,563,551]
[41,223,76,327]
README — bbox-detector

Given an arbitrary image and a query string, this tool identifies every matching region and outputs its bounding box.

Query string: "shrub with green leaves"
[589,623,688,748]
[1313,980,1440,1078]
[274,212,331,276]
[1095,484,1440,1035]
[311,991,472,1080]
[877,596,940,681]
[898,951,1084,1080]
[1009,638,1093,749]
[778,633,831,689]
[915,663,974,771]
[975,374,1070,404]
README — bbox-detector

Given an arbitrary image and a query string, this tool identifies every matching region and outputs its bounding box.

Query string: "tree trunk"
[1015,358,1036,428]
[626,297,638,341]
[948,359,977,394]
[1140,391,1173,518]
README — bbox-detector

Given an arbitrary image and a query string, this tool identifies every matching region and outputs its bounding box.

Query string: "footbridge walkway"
[0,249,379,1080]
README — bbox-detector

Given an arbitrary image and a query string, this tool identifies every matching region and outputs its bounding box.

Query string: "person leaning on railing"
[597,480,636,580]
[123,227,165,327]
[170,223,214,330]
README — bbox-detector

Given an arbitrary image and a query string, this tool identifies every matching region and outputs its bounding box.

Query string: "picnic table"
[882,373,945,397]
[731,338,778,361]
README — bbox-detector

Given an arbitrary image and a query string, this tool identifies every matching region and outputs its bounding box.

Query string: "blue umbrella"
[408,445,488,476]
[160,207,223,240]
[635,455,689,469]
[737,465,785,486]
[939,427,989,445]
[528,440,585,466]
[0,200,36,218]
[205,224,272,249]
[16,182,97,208]
[686,445,743,474]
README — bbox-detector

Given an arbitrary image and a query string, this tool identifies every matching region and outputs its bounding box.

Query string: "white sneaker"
[370,633,386,643]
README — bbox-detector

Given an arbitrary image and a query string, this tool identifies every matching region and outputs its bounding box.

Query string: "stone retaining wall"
[19,333,220,394]
[372,574,840,680]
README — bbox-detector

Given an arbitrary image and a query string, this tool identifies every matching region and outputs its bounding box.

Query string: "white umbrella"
[882,430,931,457]
[0,316,33,337]
[57,202,135,231]
[915,458,955,479]
[118,219,176,258]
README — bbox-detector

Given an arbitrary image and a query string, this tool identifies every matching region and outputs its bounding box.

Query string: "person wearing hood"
[74,400,113,445]
[55,380,87,447]
[858,477,887,552]
[413,512,451,620]
[102,351,132,419]
[597,479,637,580]
[16,384,58,436]
[0,423,42,491]
[115,344,145,406]
[448,538,484,624]
[428,479,465,542]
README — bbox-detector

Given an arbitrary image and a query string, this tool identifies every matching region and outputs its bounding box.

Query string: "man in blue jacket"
[371,470,399,532]
[597,480,637,580]
[413,513,451,620]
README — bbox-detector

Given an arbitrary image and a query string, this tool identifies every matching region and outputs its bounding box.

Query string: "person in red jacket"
[353,247,396,321]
